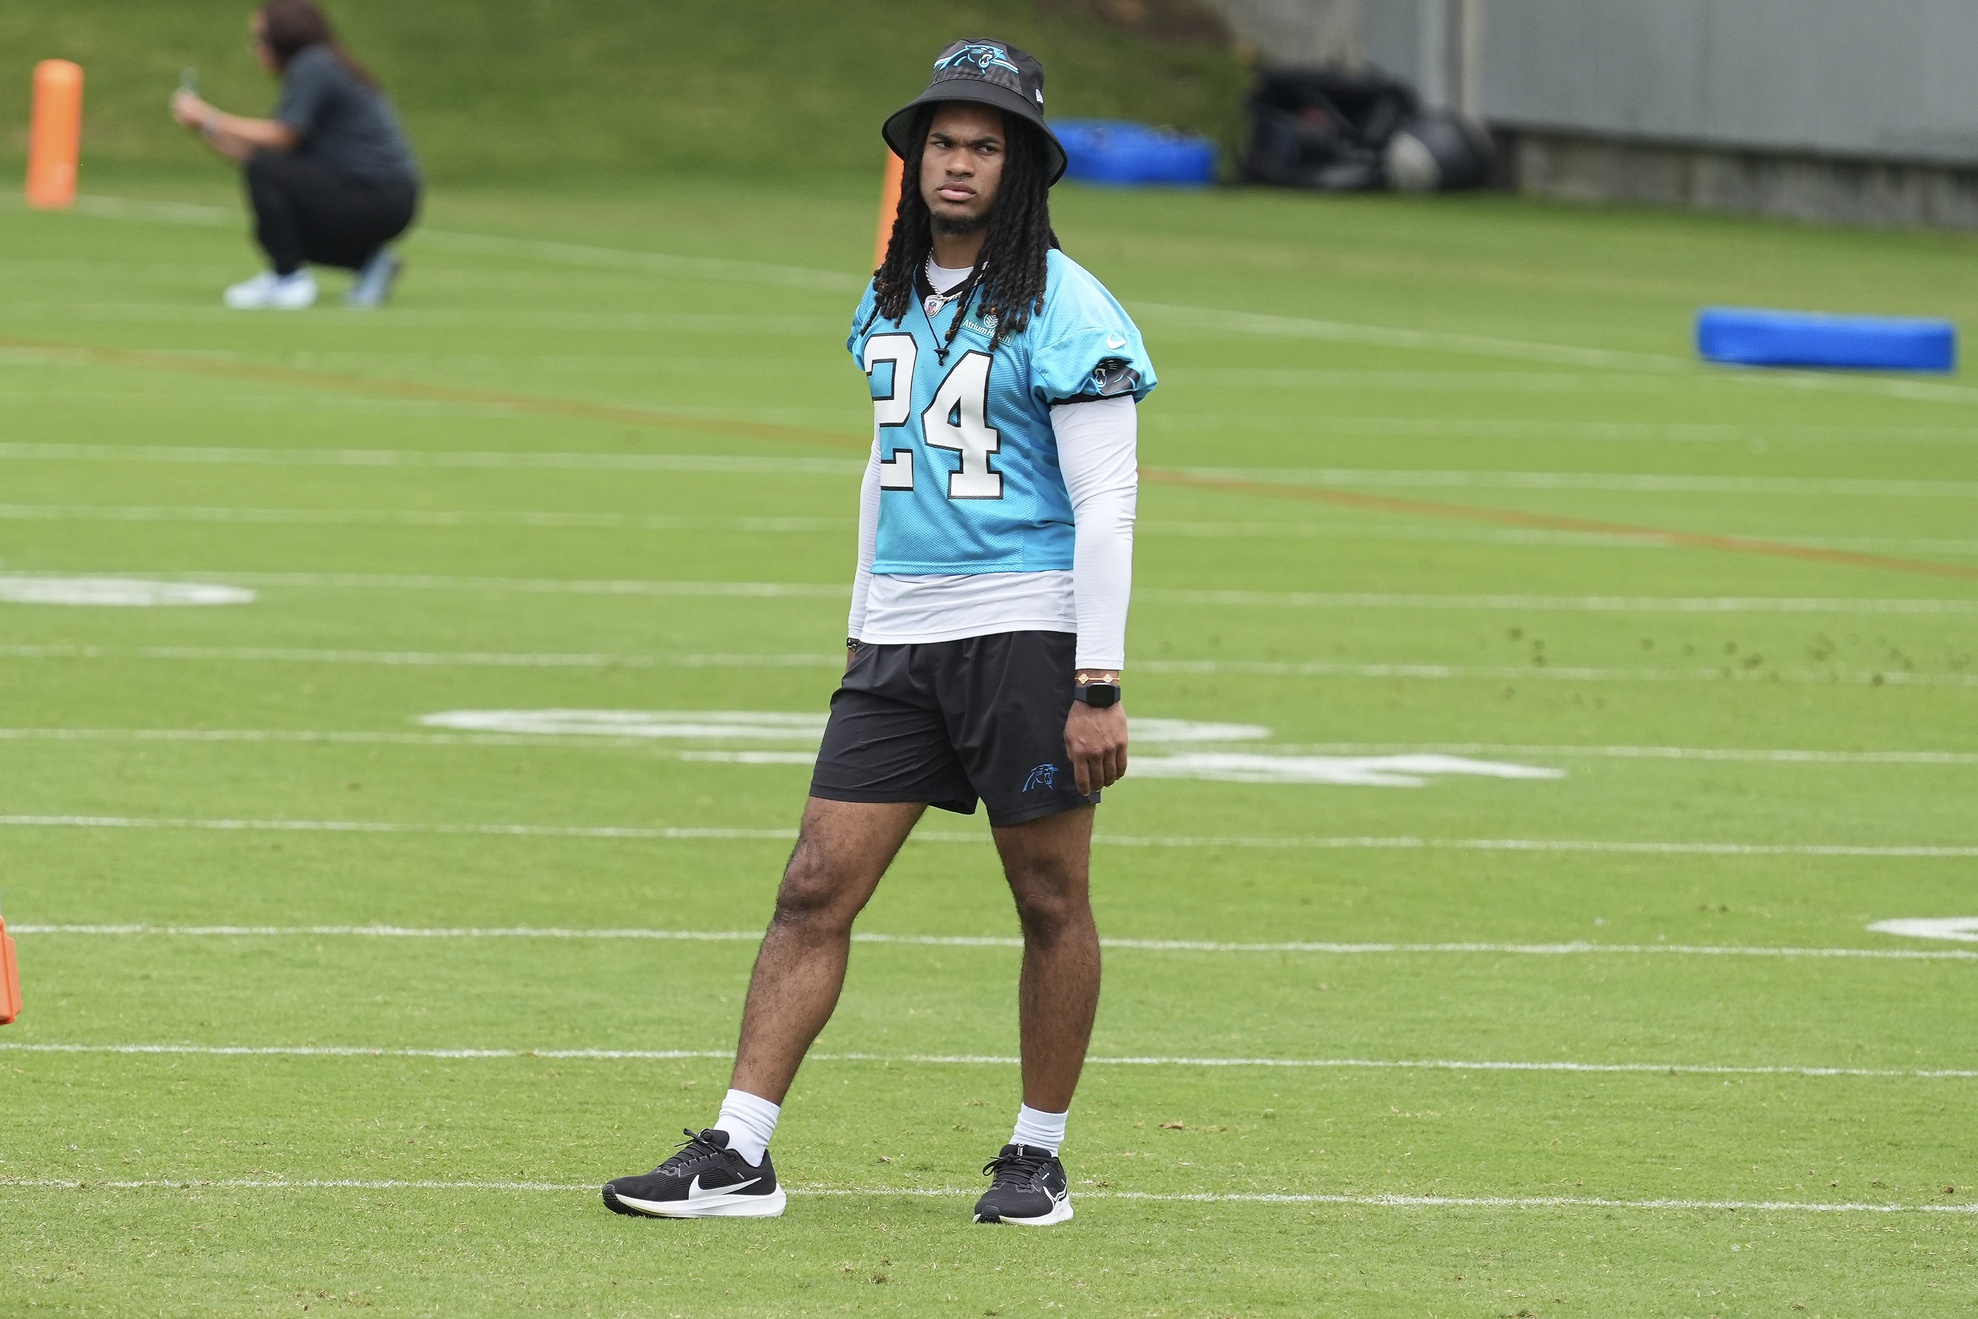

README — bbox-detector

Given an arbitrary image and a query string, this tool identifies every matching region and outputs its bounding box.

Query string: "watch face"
[1080,684,1120,709]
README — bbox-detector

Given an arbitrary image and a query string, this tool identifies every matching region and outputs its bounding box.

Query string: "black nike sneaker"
[973,1143,1073,1225]
[603,1128,787,1219]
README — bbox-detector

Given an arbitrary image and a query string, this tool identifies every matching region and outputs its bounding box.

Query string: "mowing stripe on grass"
[28,572,1978,615]
[0,505,845,533]
[4,813,1977,857]
[5,644,1974,687]
[9,506,1976,559]
[3,729,1975,766]
[4,1176,1969,1214]
[5,1042,1973,1079]
[0,441,861,475]
[17,924,1975,961]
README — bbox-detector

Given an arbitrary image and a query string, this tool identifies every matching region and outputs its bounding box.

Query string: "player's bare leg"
[994,805,1101,1111]
[602,797,922,1219]
[973,804,1098,1225]
[729,797,926,1103]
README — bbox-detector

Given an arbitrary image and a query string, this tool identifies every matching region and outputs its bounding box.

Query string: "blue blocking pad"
[1697,307,1957,372]
[1053,120,1217,187]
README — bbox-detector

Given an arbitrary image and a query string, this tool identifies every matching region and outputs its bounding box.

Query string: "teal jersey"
[847,249,1156,575]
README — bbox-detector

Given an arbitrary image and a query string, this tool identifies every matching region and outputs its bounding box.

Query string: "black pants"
[245,152,418,276]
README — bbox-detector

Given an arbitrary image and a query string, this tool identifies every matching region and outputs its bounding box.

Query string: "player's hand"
[171,90,208,129]
[1064,701,1127,795]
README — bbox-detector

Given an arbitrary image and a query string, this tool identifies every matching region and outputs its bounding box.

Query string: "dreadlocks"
[869,105,1060,356]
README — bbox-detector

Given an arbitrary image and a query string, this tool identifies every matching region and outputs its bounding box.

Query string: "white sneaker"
[223,270,317,310]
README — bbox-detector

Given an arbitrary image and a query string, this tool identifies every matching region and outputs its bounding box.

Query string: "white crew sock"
[1011,1104,1069,1156]
[714,1088,780,1167]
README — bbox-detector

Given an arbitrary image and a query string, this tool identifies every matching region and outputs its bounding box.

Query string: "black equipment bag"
[1239,67,1416,191]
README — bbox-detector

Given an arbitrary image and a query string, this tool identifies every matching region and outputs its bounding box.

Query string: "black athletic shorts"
[809,630,1099,828]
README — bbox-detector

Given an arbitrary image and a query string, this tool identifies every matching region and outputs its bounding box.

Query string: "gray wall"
[1224,1,1978,167]
[1449,0,1978,166]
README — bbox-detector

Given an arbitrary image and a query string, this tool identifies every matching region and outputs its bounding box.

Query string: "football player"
[605,37,1155,1226]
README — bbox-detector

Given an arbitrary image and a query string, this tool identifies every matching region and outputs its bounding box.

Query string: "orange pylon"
[26,59,84,209]
[0,906,21,1024]
[873,151,904,271]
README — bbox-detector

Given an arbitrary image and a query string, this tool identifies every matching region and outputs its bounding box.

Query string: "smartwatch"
[1073,670,1121,709]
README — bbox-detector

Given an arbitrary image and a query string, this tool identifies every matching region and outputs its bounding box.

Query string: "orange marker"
[873,151,904,271]
[0,906,20,1025]
[26,59,84,210]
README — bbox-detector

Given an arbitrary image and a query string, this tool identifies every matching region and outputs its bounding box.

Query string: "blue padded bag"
[1054,119,1217,187]
[1697,307,1956,372]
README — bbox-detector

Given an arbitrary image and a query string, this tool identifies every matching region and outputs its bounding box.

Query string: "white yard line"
[0,442,861,475]
[1265,743,1978,766]
[4,644,1972,686]
[2,728,1973,767]
[0,645,843,670]
[1135,659,1978,688]
[1139,590,1978,615]
[18,571,1978,614]
[1180,466,1978,499]
[6,441,1972,501]
[15,923,1975,961]
[5,506,1972,558]
[2,1175,1967,1214]
[3,813,1974,857]
[3,1041,1971,1079]
[0,504,842,532]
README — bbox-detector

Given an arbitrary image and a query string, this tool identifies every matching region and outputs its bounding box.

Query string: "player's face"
[921,104,1007,233]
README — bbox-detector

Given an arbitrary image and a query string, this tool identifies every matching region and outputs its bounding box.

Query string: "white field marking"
[1128,753,1563,787]
[178,572,849,600]
[17,923,1977,962]
[1135,659,1978,688]
[1179,465,1978,499]
[1154,413,1978,448]
[2,729,1966,767]
[32,194,1978,409]
[43,571,1978,616]
[422,708,826,739]
[4,1041,1975,1080]
[0,576,253,607]
[5,643,1974,687]
[4,813,1976,858]
[1868,918,1978,943]
[0,443,862,476]
[1266,743,1978,766]
[0,504,844,533]
[5,506,1971,560]
[1149,521,1978,557]
[0,645,844,670]
[2,1176,1970,1216]
[2,302,846,336]
[1139,589,1978,615]
[415,710,1265,746]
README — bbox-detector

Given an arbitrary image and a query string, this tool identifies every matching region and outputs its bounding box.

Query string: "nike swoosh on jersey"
[688,1174,761,1199]
[1106,335,1127,349]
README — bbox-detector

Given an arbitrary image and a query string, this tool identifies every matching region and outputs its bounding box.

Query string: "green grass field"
[3,167,1977,1314]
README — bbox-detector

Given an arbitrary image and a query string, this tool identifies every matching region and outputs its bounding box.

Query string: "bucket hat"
[882,39,1068,185]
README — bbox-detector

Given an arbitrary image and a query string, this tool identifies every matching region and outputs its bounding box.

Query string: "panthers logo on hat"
[934,42,1024,83]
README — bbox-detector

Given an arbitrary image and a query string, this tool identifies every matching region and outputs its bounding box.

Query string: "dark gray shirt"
[274,45,420,184]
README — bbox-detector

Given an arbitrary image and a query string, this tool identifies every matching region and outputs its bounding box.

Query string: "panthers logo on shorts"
[1023,763,1062,792]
